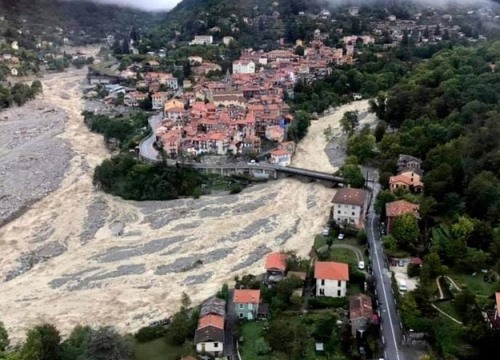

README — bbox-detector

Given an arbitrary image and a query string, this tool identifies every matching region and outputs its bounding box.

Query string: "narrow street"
[224,289,238,359]
[367,181,406,360]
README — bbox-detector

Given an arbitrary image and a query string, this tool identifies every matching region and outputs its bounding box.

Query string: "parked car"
[322,227,330,236]
[399,279,408,293]
[338,233,345,240]
[358,261,365,270]
[247,159,256,165]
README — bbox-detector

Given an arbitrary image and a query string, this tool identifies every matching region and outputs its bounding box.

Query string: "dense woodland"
[367,41,500,359]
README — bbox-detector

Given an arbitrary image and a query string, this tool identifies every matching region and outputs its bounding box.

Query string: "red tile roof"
[265,252,287,271]
[233,289,261,304]
[314,261,349,281]
[331,188,367,207]
[198,314,224,330]
[385,200,420,218]
[496,292,500,311]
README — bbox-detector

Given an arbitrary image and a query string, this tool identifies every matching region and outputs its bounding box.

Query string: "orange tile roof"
[389,171,423,187]
[385,200,420,218]
[197,314,224,330]
[496,292,500,311]
[233,289,260,304]
[265,252,287,271]
[314,261,349,281]
[270,149,290,157]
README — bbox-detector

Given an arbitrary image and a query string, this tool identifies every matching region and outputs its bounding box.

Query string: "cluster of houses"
[146,39,355,162]
[194,251,376,358]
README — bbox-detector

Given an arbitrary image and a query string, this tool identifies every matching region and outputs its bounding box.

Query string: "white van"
[399,279,408,292]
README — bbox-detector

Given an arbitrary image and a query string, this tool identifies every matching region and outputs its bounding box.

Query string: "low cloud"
[78,0,181,11]
[322,0,495,6]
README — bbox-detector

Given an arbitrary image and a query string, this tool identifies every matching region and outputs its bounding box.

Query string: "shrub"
[407,263,421,278]
[230,183,243,194]
[134,326,167,343]
[357,230,368,245]
[308,297,348,309]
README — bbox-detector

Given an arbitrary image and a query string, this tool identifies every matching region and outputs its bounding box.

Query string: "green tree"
[341,164,365,188]
[465,171,500,221]
[294,45,305,57]
[392,213,419,250]
[266,319,294,356]
[216,284,229,301]
[60,325,91,360]
[374,121,387,142]
[21,324,60,360]
[347,132,376,163]
[288,110,311,141]
[340,110,359,136]
[0,321,9,353]
[139,94,152,110]
[374,190,397,218]
[79,327,132,360]
[420,252,443,284]
[167,309,190,346]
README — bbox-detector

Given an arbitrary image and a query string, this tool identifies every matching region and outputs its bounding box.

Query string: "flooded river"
[0,58,371,341]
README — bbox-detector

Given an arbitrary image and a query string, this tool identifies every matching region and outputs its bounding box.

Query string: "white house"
[190,35,213,45]
[331,187,368,228]
[269,148,291,166]
[151,92,169,110]
[232,60,255,74]
[194,314,224,357]
[315,261,349,297]
[223,36,235,45]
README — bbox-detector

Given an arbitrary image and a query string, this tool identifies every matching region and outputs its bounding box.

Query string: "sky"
[86,0,182,11]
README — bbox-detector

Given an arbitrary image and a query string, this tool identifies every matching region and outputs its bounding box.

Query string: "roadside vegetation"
[371,41,500,359]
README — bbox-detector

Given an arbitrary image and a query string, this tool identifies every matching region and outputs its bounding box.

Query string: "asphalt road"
[139,113,162,161]
[367,181,406,360]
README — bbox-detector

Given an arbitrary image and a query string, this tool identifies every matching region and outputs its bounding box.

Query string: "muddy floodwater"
[0,50,373,341]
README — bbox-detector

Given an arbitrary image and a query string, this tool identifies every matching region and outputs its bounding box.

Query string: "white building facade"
[316,278,347,297]
[232,60,256,74]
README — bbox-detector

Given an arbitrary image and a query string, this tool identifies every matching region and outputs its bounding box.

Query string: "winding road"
[139,112,162,161]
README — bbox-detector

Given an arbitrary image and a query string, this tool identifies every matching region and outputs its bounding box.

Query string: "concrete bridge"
[180,163,346,187]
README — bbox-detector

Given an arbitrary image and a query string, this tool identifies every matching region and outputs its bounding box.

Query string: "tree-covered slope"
[0,0,163,46]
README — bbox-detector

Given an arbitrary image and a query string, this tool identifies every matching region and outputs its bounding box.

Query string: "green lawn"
[434,300,463,324]
[347,281,363,296]
[314,235,327,250]
[451,273,499,297]
[239,322,274,360]
[134,338,186,360]
[330,248,358,267]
